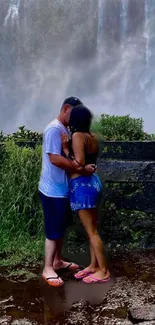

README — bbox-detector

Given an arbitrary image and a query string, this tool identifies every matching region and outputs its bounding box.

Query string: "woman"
[62,105,110,283]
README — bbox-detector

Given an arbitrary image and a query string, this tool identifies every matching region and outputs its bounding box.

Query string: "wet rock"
[0,317,11,325]
[110,320,132,325]
[138,322,155,325]
[62,299,93,324]
[104,277,155,311]
[0,297,13,306]
[11,319,37,325]
[129,304,155,321]
[91,316,132,324]
[71,299,88,310]
[112,319,132,325]
[65,310,90,325]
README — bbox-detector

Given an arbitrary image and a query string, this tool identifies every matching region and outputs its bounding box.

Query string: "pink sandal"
[82,274,110,284]
[74,270,94,279]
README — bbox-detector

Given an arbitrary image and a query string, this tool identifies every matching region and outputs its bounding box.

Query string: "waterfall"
[144,0,155,65]
[120,0,129,109]
[97,0,105,52]
[4,0,20,27]
[141,0,155,94]
[144,0,150,65]
[120,0,128,46]
[144,0,155,66]
[1,0,155,134]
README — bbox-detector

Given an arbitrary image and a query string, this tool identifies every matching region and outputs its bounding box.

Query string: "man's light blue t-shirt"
[38,119,69,198]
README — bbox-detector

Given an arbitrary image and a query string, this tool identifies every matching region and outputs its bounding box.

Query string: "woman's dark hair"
[69,105,93,133]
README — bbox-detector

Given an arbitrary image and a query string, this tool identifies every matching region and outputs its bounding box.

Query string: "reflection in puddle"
[0,273,114,324]
[41,276,114,318]
[40,250,114,319]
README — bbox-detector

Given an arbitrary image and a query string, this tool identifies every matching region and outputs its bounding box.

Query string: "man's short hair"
[62,96,83,108]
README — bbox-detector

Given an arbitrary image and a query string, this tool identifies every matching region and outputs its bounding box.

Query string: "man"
[39,97,95,287]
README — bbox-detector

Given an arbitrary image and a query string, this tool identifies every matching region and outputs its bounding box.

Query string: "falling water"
[1,0,155,133]
[120,0,128,46]
[144,0,155,66]
[144,0,150,65]
[120,0,129,108]
[97,0,105,53]
[4,0,20,27]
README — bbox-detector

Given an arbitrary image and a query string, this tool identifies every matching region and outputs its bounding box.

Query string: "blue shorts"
[39,192,72,240]
[69,174,103,212]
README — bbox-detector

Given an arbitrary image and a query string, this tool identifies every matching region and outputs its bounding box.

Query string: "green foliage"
[0,140,43,264]
[0,130,5,142]
[100,200,155,249]
[0,126,42,143]
[99,114,155,141]
[1,116,155,142]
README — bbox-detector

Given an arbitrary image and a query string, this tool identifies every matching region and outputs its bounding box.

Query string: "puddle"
[0,250,155,324]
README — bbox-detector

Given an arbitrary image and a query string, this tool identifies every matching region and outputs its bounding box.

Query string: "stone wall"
[95,141,155,249]
[98,141,155,213]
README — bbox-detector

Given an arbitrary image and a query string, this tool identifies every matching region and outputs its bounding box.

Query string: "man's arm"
[45,127,93,173]
[49,153,95,175]
[48,153,82,172]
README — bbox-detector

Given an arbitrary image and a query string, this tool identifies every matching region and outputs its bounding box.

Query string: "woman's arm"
[62,132,95,173]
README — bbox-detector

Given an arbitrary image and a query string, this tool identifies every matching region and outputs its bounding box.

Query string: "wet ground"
[0,250,155,325]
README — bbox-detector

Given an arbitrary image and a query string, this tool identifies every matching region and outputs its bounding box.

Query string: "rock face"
[100,141,155,161]
[129,304,155,322]
[95,141,155,249]
[98,160,155,213]
[98,143,155,213]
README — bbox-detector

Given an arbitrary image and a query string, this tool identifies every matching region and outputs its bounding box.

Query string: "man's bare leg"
[42,238,63,284]
[53,238,63,268]
[53,238,79,271]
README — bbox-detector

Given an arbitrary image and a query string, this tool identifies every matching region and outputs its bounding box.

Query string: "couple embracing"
[38,97,110,287]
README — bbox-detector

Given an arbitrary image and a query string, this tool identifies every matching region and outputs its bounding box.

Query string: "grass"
[0,140,88,269]
[0,140,44,266]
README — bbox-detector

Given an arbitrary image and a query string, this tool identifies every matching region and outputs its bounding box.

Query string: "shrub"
[99,114,155,141]
[0,126,42,143]
[99,114,145,141]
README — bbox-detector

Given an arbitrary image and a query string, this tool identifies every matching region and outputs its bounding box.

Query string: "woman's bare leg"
[90,243,98,269]
[89,212,98,269]
[84,212,99,271]
[78,209,110,280]
[74,214,99,278]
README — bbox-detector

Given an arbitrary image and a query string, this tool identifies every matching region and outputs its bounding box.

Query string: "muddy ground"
[0,250,155,325]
